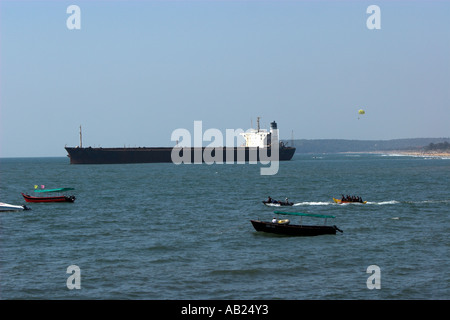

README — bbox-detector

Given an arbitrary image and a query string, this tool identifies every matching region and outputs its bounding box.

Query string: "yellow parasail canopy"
[358,109,365,115]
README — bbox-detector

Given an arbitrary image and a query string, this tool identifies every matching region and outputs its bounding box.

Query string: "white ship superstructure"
[240,117,279,148]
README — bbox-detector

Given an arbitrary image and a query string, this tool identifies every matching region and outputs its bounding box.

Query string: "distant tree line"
[424,141,450,151]
[288,138,450,153]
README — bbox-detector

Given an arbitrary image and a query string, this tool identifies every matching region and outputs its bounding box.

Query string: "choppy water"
[1,153,449,300]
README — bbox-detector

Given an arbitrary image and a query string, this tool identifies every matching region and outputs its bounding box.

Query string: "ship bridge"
[240,118,278,148]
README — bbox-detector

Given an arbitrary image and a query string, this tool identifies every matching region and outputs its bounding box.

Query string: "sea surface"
[0,153,449,300]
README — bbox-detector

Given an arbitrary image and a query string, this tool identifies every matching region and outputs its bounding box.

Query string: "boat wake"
[293,202,332,206]
[265,199,446,207]
[366,200,400,205]
[293,200,401,206]
[406,199,450,205]
[369,200,450,205]
[265,201,333,207]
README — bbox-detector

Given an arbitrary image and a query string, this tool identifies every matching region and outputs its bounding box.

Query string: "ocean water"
[0,153,449,300]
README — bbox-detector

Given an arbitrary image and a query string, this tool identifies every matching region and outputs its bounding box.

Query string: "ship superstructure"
[240,117,278,148]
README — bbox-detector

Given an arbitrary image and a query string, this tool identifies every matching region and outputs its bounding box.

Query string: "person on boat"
[267,196,273,203]
[272,217,277,223]
[285,197,289,204]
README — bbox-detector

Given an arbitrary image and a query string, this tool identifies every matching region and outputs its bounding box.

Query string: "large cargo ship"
[65,120,296,164]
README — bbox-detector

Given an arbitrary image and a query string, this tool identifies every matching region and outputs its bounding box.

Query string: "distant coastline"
[288,138,450,154]
[367,150,450,158]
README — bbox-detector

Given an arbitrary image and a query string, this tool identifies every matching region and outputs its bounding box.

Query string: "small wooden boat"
[21,188,76,203]
[333,197,367,204]
[0,202,31,212]
[251,211,343,236]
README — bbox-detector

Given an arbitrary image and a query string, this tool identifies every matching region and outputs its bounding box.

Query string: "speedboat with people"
[262,196,294,206]
[333,195,367,204]
[0,202,31,212]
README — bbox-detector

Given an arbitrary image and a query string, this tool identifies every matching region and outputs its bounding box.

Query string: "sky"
[0,0,449,157]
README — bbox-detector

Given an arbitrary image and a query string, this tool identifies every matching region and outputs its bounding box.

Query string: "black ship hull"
[65,146,296,164]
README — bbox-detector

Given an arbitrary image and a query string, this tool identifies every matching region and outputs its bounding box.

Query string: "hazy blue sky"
[1,0,449,157]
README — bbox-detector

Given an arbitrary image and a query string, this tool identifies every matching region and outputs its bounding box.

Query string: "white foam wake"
[293,202,332,206]
[366,200,399,205]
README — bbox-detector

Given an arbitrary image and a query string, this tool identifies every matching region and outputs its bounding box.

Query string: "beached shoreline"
[365,150,450,158]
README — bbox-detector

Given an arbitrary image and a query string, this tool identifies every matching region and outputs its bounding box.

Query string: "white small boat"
[0,202,31,212]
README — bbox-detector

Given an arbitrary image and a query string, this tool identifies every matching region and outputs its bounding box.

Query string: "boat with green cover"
[22,188,76,203]
[250,211,342,236]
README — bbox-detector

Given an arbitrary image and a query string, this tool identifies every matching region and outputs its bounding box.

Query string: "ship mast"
[79,125,83,148]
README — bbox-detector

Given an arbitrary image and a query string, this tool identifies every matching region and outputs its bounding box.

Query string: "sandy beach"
[372,150,450,158]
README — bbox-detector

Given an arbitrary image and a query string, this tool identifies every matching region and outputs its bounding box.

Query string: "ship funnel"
[269,121,279,147]
[270,121,277,131]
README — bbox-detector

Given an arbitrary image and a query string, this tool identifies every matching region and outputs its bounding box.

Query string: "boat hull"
[0,202,31,211]
[262,201,294,207]
[65,146,296,164]
[21,193,75,203]
[250,220,340,236]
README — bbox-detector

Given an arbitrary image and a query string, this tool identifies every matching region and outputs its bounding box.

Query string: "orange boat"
[333,197,367,204]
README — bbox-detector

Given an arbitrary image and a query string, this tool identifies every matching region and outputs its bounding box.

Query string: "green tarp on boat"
[273,211,335,219]
[34,188,74,193]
